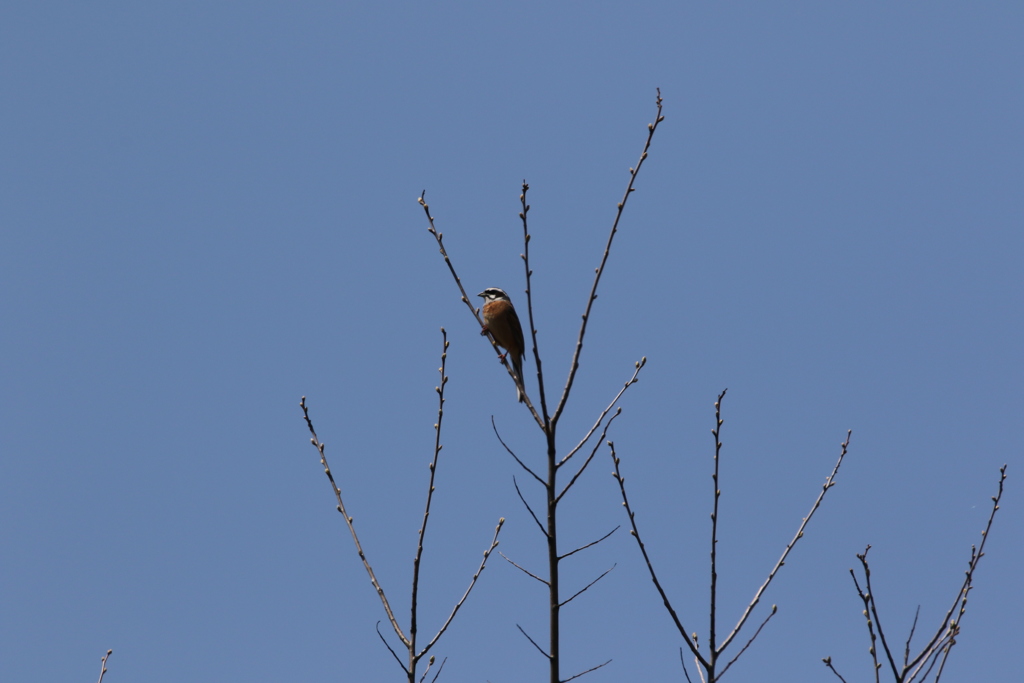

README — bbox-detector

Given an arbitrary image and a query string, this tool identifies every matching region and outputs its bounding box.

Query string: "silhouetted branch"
[301,397,407,646]
[718,430,851,655]
[559,526,619,561]
[519,181,551,421]
[822,656,849,683]
[411,330,451,660]
[709,389,727,657]
[376,621,407,673]
[715,605,777,681]
[680,648,695,683]
[492,416,544,485]
[551,90,664,426]
[428,657,447,683]
[500,551,549,586]
[420,518,505,657]
[560,358,646,467]
[560,564,615,608]
[563,659,613,682]
[610,439,709,668]
[903,606,920,668]
[513,475,547,538]
[556,408,622,504]
[517,623,551,659]
[825,465,1006,683]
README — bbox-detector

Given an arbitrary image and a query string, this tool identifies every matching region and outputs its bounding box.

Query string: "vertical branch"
[410,330,450,673]
[708,389,727,669]
[551,89,664,426]
[851,550,883,683]
[519,181,550,421]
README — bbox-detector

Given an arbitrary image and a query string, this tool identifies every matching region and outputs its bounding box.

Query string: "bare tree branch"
[563,659,613,682]
[411,330,451,663]
[610,439,709,668]
[500,551,549,586]
[517,623,551,660]
[519,181,552,421]
[713,605,777,682]
[551,90,664,427]
[428,657,448,683]
[559,526,620,561]
[376,621,408,675]
[560,358,646,467]
[556,408,622,504]
[822,657,849,683]
[95,649,112,683]
[492,416,544,486]
[708,389,727,658]
[718,431,852,655]
[513,475,548,538]
[420,518,504,658]
[301,397,407,646]
[559,564,616,608]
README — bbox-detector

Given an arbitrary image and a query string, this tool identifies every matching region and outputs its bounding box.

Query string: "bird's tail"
[512,356,525,403]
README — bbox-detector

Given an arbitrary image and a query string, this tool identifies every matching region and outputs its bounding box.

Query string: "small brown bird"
[478,287,526,402]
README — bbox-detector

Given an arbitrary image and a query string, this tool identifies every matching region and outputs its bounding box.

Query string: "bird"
[478,287,526,402]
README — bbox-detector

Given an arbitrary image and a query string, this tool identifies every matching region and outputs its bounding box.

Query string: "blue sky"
[2,2,1021,681]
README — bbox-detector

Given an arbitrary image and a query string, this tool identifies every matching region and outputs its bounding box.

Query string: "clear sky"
[2,2,1021,681]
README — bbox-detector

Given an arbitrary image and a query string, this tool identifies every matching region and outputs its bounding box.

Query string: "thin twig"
[559,526,620,561]
[560,358,646,467]
[904,606,921,668]
[551,90,663,427]
[513,475,548,538]
[714,605,777,682]
[904,464,1006,681]
[411,330,450,663]
[862,545,900,680]
[429,657,448,683]
[500,551,549,586]
[821,657,849,683]
[556,408,622,504]
[418,192,545,427]
[519,181,551,421]
[376,621,408,674]
[563,659,613,682]
[301,397,407,646]
[492,416,544,485]
[560,564,616,608]
[517,624,551,659]
[420,519,504,657]
[680,648,695,683]
[610,440,709,668]
[418,656,436,683]
[718,431,852,655]
[850,553,882,683]
[709,389,727,658]
[96,649,112,683]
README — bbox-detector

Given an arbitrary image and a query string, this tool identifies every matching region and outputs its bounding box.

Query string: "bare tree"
[823,465,1007,683]
[418,90,664,683]
[610,389,851,682]
[300,330,503,683]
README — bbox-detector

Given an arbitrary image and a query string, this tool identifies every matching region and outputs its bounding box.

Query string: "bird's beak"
[477,291,485,298]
